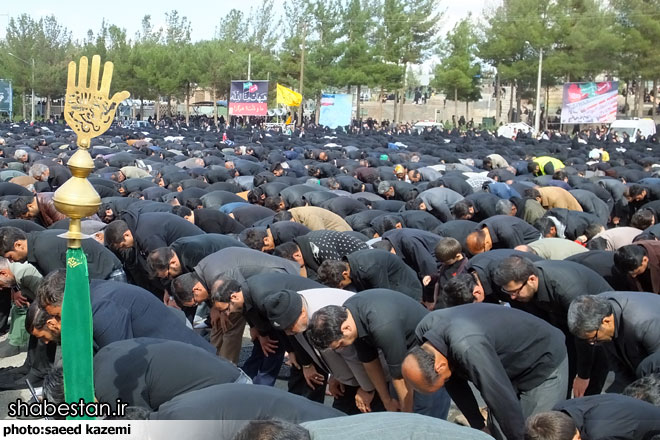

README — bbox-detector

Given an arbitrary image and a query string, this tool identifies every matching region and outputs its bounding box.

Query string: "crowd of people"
[0,119,659,439]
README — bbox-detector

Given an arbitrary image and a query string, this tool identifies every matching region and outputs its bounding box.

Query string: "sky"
[0,0,494,43]
[0,0,496,84]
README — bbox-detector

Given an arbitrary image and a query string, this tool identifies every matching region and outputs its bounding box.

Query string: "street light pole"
[31,58,35,123]
[248,53,251,81]
[534,47,543,134]
[8,52,35,122]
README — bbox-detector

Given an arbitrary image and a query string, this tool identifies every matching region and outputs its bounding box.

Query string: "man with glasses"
[568,291,660,392]
[493,256,613,398]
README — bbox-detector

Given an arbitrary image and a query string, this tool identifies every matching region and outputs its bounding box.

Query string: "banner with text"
[0,80,12,115]
[318,94,352,129]
[229,80,269,116]
[560,81,618,124]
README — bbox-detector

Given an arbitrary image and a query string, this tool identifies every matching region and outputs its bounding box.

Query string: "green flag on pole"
[61,247,95,419]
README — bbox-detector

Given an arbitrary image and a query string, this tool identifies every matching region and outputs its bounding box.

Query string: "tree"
[337,0,380,120]
[433,18,481,125]
[480,0,553,123]
[610,0,660,117]
[377,0,439,122]
[304,0,343,122]
[34,16,72,119]
[3,14,41,119]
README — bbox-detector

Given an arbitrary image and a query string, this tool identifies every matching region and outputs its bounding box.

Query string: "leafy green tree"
[2,14,41,119]
[611,0,660,117]
[337,0,380,119]
[433,18,481,124]
[377,0,439,122]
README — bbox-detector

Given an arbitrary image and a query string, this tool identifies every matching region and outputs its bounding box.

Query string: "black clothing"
[194,247,300,292]
[200,190,244,209]
[383,228,441,278]
[565,250,628,290]
[321,197,368,218]
[0,182,33,196]
[479,215,540,248]
[434,220,478,254]
[544,208,601,240]
[531,260,612,391]
[90,280,215,353]
[344,210,388,232]
[399,210,442,232]
[464,192,500,222]
[597,291,660,383]
[345,249,422,301]
[554,394,660,440]
[192,208,245,234]
[171,234,247,274]
[150,383,344,421]
[121,210,204,256]
[94,337,240,410]
[416,304,567,440]
[27,229,121,279]
[469,249,543,299]
[345,289,428,378]
[0,218,45,232]
[231,204,275,227]
[269,221,311,245]
[243,273,323,335]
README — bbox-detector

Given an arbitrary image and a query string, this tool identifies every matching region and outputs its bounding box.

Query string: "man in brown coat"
[8,193,66,227]
[527,187,583,212]
[614,240,660,293]
[286,206,352,232]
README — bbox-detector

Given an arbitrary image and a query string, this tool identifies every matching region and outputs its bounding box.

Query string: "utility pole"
[248,53,251,81]
[534,47,543,134]
[297,22,306,128]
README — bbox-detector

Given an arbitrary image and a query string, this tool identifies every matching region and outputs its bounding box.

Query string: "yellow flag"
[277,83,302,107]
[285,115,292,124]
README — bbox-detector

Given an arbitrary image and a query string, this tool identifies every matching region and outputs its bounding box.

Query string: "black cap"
[264,290,303,330]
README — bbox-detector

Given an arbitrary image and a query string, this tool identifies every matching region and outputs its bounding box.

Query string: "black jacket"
[554,394,660,440]
[398,210,442,232]
[532,260,612,378]
[597,291,660,381]
[345,289,428,378]
[479,215,540,249]
[193,208,245,234]
[94,337,240,410]
[416,304,567,440]
[90,280,215,353]
[544,208,601,240]
[27,229,121,279]
[346,249,422,301]
[322,197,368,217]
[171,234,247,274]
[194,247,300,291]
[150,383,344,421]
[269,221,311,245]
[469,249,542,299]
[569,189,610,225]
[434,219,478,254]
[231,204,275,228]
[383,228,441,278]
[464,192,500,222]
[122,210,205,256]
[566,250,629,291]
